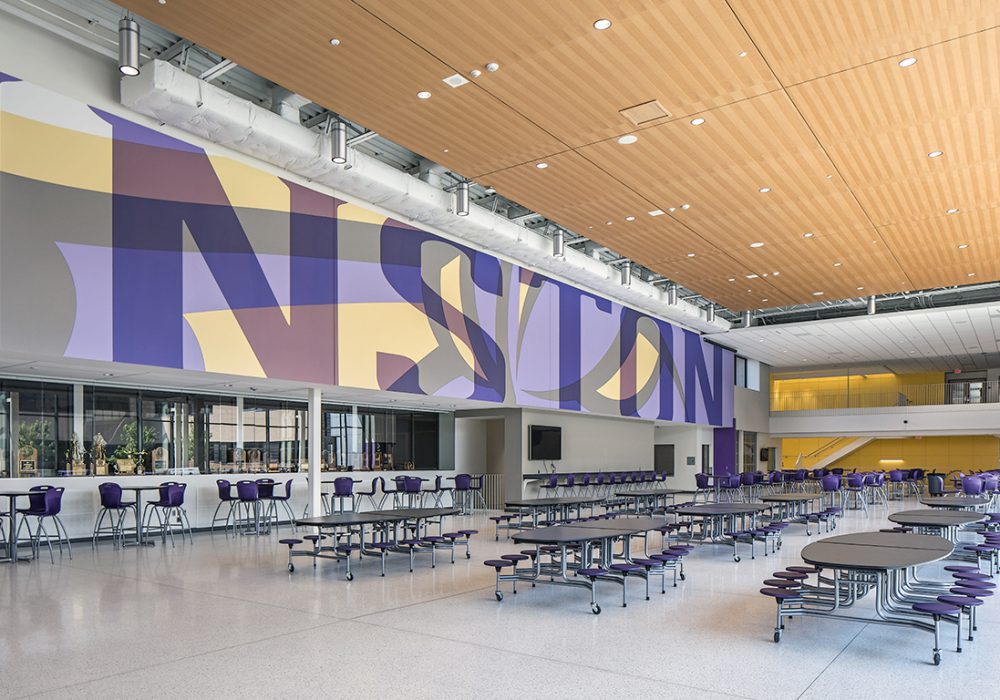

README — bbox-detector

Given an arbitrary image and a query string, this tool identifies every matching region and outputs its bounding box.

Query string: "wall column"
[72,383,84,441]
[308,387,322,516]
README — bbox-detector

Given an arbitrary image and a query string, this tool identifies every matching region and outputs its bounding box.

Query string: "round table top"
[888,509,986,527]
[618,488,690,497]
[667,502,769,516]
[920,496,988,509]
[506,496,603,507]
[801,531,953,571]
[760,493,824,503]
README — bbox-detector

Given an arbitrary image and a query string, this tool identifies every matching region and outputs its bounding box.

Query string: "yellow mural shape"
[597,333,658,400]
[338,202,388,226]
[183,309,267,377]
[439,256,475,370]
[208,155,290,212]
[338,302,438,390]
[0,112,111,194]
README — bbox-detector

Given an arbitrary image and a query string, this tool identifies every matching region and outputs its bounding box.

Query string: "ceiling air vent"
[619,100,671,125]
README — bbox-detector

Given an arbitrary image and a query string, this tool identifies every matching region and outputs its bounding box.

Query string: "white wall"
[653,424,715,490]
[455,418,487,474]
[735,362,780,470]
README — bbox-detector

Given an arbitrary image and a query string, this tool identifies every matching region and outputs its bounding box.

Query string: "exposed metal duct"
[742,310,754,328]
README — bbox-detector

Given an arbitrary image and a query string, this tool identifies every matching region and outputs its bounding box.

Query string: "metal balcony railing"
[771,381,1000,413]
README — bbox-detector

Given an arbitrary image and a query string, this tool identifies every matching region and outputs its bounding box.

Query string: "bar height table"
[121,484,163,547]
[0,491,38,563]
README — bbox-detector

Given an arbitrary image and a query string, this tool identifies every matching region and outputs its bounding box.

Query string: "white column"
[72,383,84,440]
[235,396,244,449]
[308,387,322,516]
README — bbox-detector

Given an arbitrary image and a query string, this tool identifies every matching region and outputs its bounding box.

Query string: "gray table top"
[506,497,603,507]
[571,517,671,533]
[380,507,458,519]
[296,512,403,527]
[617,489,692,497]
[666,503,769,516]
[760,494,824,503]
[801,531,953,571]
[920,496,988,508]
[512,526,620,545]
[888,509,986,527]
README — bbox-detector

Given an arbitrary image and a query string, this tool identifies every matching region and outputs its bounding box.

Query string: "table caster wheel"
[734,556,741,563]
[933,652,941,666]
[773,631,781,643]
[345,572,354,581]
[287,563,295,573]
[680,573,686,581]
[495,591,504,602]
[466,552,471,559]
[591,603,601,615]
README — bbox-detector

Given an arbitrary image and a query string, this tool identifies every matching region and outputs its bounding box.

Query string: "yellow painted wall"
[780,437,856,468]
[771,372,944,411]
[782,435,999,471]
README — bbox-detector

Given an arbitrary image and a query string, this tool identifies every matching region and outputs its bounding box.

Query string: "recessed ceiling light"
[617,134,638,145]
[803,232,814,238]
[928,150,943,158]
[690,117,705,126]
[469,68,482,78]
[728,278,736,282]
[762,273,769,277]
[762,298,769,302]
[958,243,969,249]
[648,209,664,216]
[967,272,976,277]
[946,208,959,214]
[812,291,824,296]
[625,215,635,221]
[833,262,842,267]
[416,91,432,99]
[680,203,690,210]
[772,271,780,276]
[593,18,612,30]
[749,242,764,248]
[668,207,676,212]
[758,187,771,193]
[485,62,500,72]
[857,286,865,291]
[605,220,613,225]
[535,162,548,169]
[103,372,114,377]
[746,274,758,279]
[738,50,748,57]
[898,57,917,68]
[328,38,341,46]
[686,252,696,257]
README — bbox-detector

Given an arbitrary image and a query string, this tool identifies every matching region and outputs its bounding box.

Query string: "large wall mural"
[0,74,734,426]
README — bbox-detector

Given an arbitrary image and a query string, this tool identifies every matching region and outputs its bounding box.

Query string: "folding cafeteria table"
[616,488,691,513]
[920,496,989,510]
[504,496,603,527]
[505,516,678,613]
[772,532,956,664]
[665,502,770,561]
[761,493,827,534]
[888,509,985,541]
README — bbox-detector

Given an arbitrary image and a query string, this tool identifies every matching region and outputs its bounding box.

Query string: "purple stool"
[912,601,961,664]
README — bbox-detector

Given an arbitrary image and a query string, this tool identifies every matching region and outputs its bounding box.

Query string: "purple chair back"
[99,482,124,509]
[820,475,841,492]
[595,473,606,486]
[36,486,65,516]
[27,485,52,511]
[565,474,575,488]
[256,478,275,498]
[768,472,782,484]
[334,477,354,497]
[168,483,186,507]
[740,472,755,486]
[982,475,998,493]
[455,473,472,490]
[962,476,984,496]
[216,479,233,501]
[889,469,904,483]
[281,478,294,499]
[404,477,422,493]
[236,480,259,501]
[546,474,558,487]
[847,474,864,488]
[695,473,709,489]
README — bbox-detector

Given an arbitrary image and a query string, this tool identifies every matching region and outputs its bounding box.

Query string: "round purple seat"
[632,558,661,567]
[953,571,991,580]
[336,544,359,553]
[610,563,642,573]
[302,534,326,542]
[519,549,538,558]
[458,529,478,536]
[422,536,445,543]
[953,586,993,597]
[938,595,983,608]
[367,542,393,550]
[944,565,981,573]
[760,587,800,599]
[651,553,677,562]
[913,601,960,615]
[483,559,514,569]
[576,568,606,578]
[952,579,995,589]
[763,578,800,588]
[501,553,529,563]
[773,571,807,580]
[278,538,302,547]
[787,565,818,574]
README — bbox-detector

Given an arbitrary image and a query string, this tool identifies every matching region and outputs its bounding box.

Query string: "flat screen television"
[528,425,562,461]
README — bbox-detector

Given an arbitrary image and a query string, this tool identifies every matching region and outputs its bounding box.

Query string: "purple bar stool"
[211,479,238,534]
[16,486,71,562]
[234,480,262,537]
[92,482,137,548]
[263,478,297,532]
[332,476,356,513]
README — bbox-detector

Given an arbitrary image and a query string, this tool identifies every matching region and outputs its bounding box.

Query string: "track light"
[331,121,348,164]
[666,284,678,305]
[620,261,632,286]
[118,17,140,76]
[454,181,470,216]
[867,295,876,315]
[705,304,715,323]
[742,310,754,328]
[552,229,565,258]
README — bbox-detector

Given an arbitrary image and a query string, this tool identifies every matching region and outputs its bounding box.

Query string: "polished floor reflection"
[1,495,994,699]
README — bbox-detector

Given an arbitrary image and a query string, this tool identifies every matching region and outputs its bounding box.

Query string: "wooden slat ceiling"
[120,0,1000,311]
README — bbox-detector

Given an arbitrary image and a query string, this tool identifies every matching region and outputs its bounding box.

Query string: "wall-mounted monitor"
[528,425,562,461]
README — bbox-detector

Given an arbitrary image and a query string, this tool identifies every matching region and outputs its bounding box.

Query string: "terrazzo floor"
[1,493,994,699]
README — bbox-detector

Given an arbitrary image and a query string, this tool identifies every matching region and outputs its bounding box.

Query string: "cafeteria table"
[920,496,989,510]
[888,509,986,541]
[121,484,163,547]
[616,488,691,513]
[0,491,38,563]
[761,493,827,535]
[292,507,460,579]
[772,531,956,664]
[504,496,603,527]
[505,516,679,613]
[665,502,770,561]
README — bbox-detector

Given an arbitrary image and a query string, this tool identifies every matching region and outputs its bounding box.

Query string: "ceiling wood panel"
[729,0,1000,85]
[355,0,781,149]
[120,0,566,176]
[118,0,1000,311]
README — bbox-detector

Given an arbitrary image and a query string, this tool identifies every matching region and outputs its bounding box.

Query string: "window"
[735,356,761,391]
[735,356,747,388]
